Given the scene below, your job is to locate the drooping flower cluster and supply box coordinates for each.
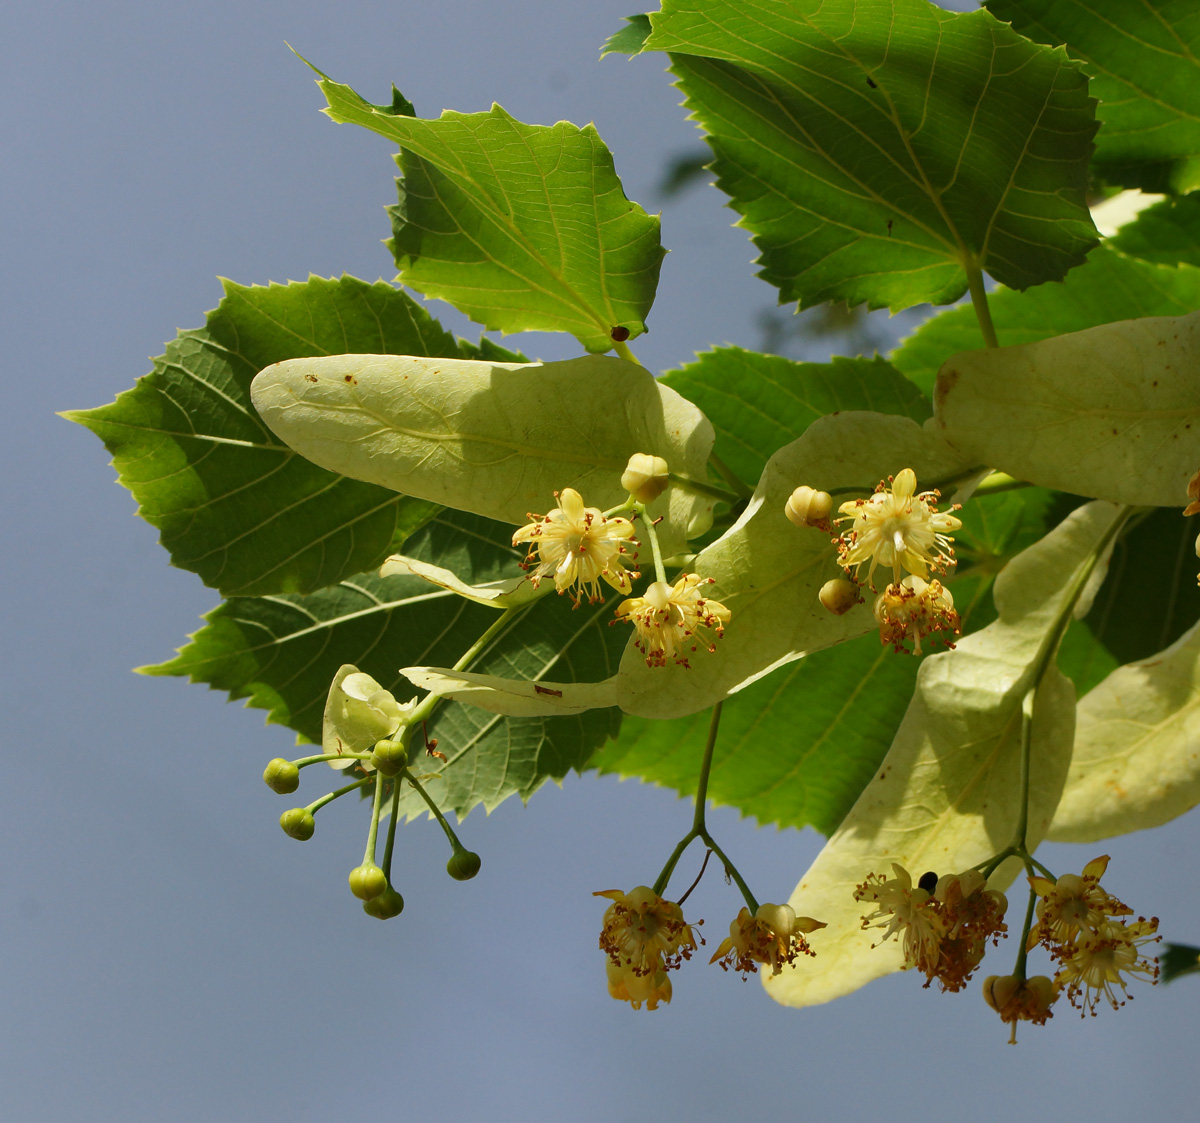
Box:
[615,573,731,668]
[595,887,701,1011]
[873,575,960,655]
[854,864,1007,992]
[512,487,638,604]
[982,973,1057,1044]
[709,903,825,978]
[1028,856,1160,1016]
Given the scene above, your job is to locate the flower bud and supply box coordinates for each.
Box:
[279,808,315,841]
[785,485,833,528]
[348,863,388,901]
[262,758,300,794]
[621,453,670,503]
[819,578,860,615]
[362,886,405,919]
[370,738,409,776]
[446,849,482,881]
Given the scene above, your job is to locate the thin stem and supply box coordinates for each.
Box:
[967,265,999,349]
[971,472,1029,498]
[692,703,723,833]
[305,775,371,814]
[1013,884,1039,980]
[667,471,742,506]
[380,777,402,880]
[613,339,641,366]
[361,762,387,866]
[640,505,669,584]
[402,767,464,853]
[676,850,712,908]
[1014,687,1036,851]
[700,829,758,914]
[292,751,373,768]
[707,452,753,502]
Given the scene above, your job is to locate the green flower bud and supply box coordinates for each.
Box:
[370,738,409,777]
[785,485,833,528]
[348,863,388,901]
[446,849,482,881]
[362,886,405,919]
[262,758,300,794]
[621,453,670,504]
[280,808,315,841]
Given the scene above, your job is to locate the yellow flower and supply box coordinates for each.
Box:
[710,903,825,978]
[873,576,960,655]
[855,865,1007,992]
[982,974,1058,1044]
[836,468,961,590]
[512,488,638,604]
[614,573,731,668]
[1028,855,1133,953]
[595,886,700,1010]
[1055,918,1160,1015]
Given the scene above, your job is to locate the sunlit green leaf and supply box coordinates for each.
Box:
[1049,619,1200,842]
[987,0,1200,193]
[633,0,1097,311]
[765,502,1124,1008]
[250,353,716,557]
[315,74,665,353]
[892,247,1200,396]
[933,312,1200,506]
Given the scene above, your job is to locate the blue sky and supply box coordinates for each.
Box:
[4,2,1197,1120]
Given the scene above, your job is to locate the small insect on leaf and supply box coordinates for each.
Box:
[610,325,631,342]
[866,77,877,89]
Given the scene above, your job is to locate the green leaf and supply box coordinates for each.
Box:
[612,412,974,720]
[250,353,716,558]
[314,74,665,353]
[601,13,653,56]
[987,0,1200,193]
[1161,943,1200,983]
[660,349,930,490]
[635,0,1098,311]
[765,502,1124,1008]
[1109,194,1200,268]
[892,246,1200,396]
[591,486,1054,836]
[65,276,468,597]
[1048,619,1200,843]
[143,509,625,819]
[933,311,1200,506]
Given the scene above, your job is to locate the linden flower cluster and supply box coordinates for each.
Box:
[710,903,825,979]
[512,487,638,604]
[790,468,963,655]
[595,887,700,1011]
[854,864,1008,992]
[615,573,731,668]
[1028,855,1160,1016]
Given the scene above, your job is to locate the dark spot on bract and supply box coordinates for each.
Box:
[918,871,938,894]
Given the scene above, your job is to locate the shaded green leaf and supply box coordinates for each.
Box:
[65,276,469,597]
[250,353,716,557]
[660,349,930,490]
[766,502,1124,1008]
[933,312,1200,507]
[314,74,665,352]
[1109,194,1200,268]
[892,246,1200,395]
[636,0,1098,311]
[591,486,1055,836]
[601,13,653,56]
[987,0,1200,193]
[1161,943,1200,983]
[143,510,626,819]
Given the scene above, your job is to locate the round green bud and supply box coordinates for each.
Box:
[362,886,405,919]
[370,738,409,777]
[446,849,482,881]
[348,863,388,901]
[279,808,315,841]
[262,758,300,794]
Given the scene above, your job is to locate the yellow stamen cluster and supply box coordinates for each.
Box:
[709,903,825,978]
[595,886,700,1011]
[873,576,960,655]
[1028,856,1160,1016]
[614,573,731,668]
[512,487,638,605]
[854,864,1007,992]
